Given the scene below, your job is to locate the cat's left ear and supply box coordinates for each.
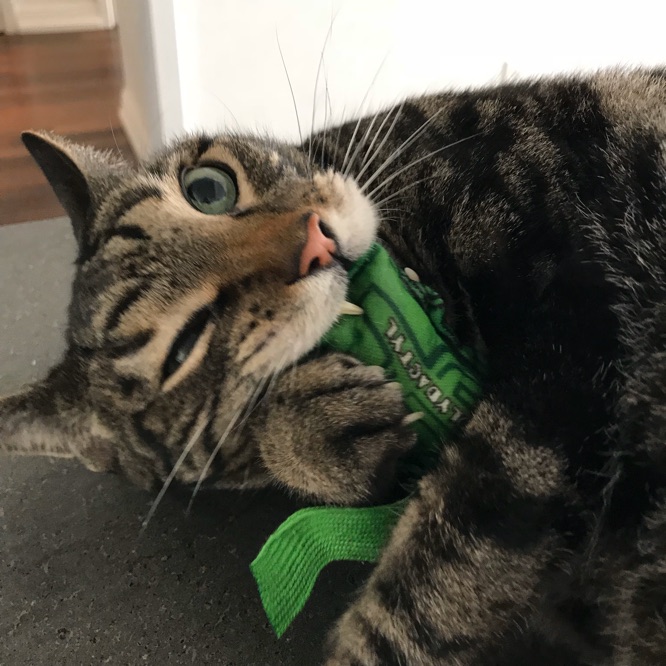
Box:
[21,130,127,251]
[0,360,115,473]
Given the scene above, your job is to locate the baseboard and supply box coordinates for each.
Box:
[119,87,152,161]
[10,0,114,34]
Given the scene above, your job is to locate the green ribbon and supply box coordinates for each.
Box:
[251,244,484,637]
[250,498,408,638]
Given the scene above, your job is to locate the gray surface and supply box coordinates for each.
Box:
[0,218,368,665]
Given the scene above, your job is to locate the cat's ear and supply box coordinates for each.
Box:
[0,360,115,473]
[21,130,127,250]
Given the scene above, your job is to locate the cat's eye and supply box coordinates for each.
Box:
[162,308,212,381]
[181,165,238,215]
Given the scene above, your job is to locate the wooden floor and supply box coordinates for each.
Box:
[0,29,134,226]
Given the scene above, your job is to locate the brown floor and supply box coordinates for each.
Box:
[0,29,134,226]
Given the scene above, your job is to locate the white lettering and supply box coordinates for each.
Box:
[426,386,442,403]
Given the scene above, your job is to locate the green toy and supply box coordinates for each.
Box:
[250,243,484,637]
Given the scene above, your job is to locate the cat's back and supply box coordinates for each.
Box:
[413,67,666,131]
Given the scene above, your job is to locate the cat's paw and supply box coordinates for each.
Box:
[256,353,417,504]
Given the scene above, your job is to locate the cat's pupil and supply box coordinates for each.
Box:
[180,165,237,214]
[175,335,197,365]
[188,178,226,205]
[162,308,212,381]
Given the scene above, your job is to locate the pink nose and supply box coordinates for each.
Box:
[299,212,337,277]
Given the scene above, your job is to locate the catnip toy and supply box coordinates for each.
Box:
[251,243,485,637]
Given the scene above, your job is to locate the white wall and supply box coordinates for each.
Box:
[116,0,184,157]
[117,0,666,158]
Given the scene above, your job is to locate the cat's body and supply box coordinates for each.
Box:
[2,68,666,664]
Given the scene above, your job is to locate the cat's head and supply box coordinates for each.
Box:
[0,130,378,490]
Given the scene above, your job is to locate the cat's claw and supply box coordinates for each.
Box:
[404,267,420,282]
[402,411,424,426]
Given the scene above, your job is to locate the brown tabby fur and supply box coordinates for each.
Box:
[2,67,666,664]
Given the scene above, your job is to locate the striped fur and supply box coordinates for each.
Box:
[2,67,666,663]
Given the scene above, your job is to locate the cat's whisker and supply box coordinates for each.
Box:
[186,375,269,514]
[309,17,336,167]
[140,399,213,533]
[219,358,290,493]
[332,103,347,165]
[341,54,389,174]
[203,88,242,130]
[359,107,448,195]
[276,32,308,177]
[341,110,368,177]
[378,206,411,216]
[343,110,381,178]
[367,133,481,201]
[319,66,334,169]
[353,102,406,184]
[108,118,121,157]
[247,350,290,421]
[371,174,441,209]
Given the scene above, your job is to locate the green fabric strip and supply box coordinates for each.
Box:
[251,244,484,637]
[250,498,408,638]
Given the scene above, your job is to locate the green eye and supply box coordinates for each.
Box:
[181,165,238,214]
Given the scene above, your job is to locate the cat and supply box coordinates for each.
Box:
[2,66,666,664]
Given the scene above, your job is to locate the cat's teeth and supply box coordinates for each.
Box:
[402,412,425,426]
[339,301,364,316]
[404,267,420,282]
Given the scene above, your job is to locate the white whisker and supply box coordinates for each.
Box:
[108,118,121,156]
[318,66,334,169]
[354,102,405,184]
[185,384,260,514]
[276,32,308,176]
[309,18,336,167]
[140,400,212,533]
[330,103,348,165]
[372,175,441,209]
[203,88,242,130]
[367,133,480,200]
[359,107,447,194]
[343,110,381,178]
[341,54,389,174]
[186,362,279,514]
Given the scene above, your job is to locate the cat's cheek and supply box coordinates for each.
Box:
[238,271,346,378]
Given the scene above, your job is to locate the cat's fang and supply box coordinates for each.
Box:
[404,267,420,282]
[339,302,364,316]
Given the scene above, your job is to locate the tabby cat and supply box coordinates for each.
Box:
[2,67,666,664]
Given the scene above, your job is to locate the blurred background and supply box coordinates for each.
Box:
[1,0,665,226]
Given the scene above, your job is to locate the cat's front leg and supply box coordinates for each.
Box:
[252,353,417,505]
[324,398,581,665]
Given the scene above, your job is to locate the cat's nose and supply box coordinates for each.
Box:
[299,212,337,277]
